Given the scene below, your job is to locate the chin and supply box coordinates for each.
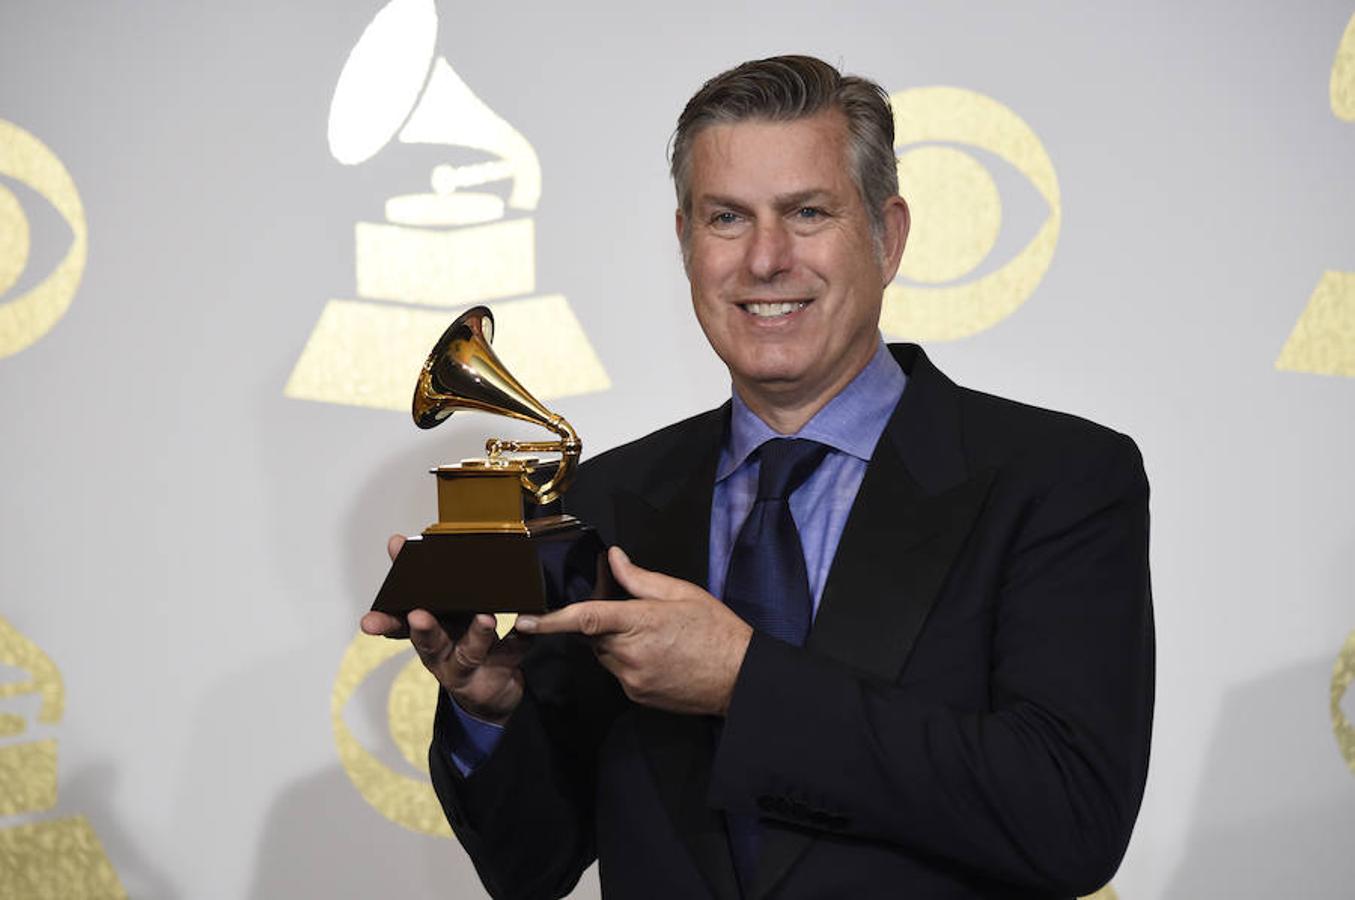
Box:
[731,355,815,393]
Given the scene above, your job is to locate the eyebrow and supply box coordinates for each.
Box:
[696,188,836,213]
[773,189,835,211]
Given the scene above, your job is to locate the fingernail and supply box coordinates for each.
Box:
[515,615,539,633]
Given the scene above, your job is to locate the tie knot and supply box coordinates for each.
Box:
[755,439,829,501]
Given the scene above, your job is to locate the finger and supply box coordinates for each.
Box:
[407,609,473,638]
[516,600,631,636]
[451,614,499,672]
[607,546,691,601]
[360,610,409,639]
[387,533,406,562]
[406,609,455,662]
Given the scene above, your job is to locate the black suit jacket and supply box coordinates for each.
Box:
[429,344,1154,900]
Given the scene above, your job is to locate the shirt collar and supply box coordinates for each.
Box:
[717,339,908,482]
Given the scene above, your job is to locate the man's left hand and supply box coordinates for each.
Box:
[515,546,753,716]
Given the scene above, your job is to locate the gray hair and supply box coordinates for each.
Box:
[669,55,899,244]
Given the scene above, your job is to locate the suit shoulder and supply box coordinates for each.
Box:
[954,384,1143,475]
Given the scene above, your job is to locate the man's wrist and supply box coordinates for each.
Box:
[447,689,512,727]
[442,690,508,776]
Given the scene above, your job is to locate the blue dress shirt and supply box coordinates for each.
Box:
[708,340,907,613]
[443,339,908,776]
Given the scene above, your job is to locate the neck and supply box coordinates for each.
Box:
[733,342,878,435]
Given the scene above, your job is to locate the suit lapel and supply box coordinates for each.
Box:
[816,344,991,679]
[753,345,996,899]
[613,407,743,900]
[807,443,995,681]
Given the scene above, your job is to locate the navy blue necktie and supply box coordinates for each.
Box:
[722,438,830,646]
[721,438,829,895]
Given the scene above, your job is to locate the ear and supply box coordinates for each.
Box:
[878,195,910,285]
[675,207,691,271]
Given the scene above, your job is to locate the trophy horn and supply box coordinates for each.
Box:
[413,306,581,506]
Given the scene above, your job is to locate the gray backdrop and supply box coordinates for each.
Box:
[2,1,1353,897]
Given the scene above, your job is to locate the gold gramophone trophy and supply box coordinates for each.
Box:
[370,305,602,616]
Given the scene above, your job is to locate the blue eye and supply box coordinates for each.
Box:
[713,211,739,225]
[796,207,824,220]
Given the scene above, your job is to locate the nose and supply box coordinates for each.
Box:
[745,219,793,281]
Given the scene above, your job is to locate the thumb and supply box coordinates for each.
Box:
[607,546,688,600]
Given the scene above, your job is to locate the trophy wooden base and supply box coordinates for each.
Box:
[370,517,607,618]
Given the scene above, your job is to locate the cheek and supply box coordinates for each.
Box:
[688,292,728,349]
[688,241,741,285]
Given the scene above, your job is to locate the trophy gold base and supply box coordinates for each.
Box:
[370,516,608,617]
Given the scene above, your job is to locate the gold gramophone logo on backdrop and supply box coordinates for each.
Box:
[0,617,125,897]
[1333,630,1355,775]
[0,119,87,359]
[285,0,610,410]
[881,87,1061,341]
[1275,13,1355,378]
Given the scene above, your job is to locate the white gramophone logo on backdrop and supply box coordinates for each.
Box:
[314,0,613,838]
[286,0,610,411]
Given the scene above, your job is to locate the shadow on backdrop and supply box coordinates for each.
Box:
[1164,656,1355,898]
[57,763,173,900]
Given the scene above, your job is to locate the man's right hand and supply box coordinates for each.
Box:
[359,534,529,725]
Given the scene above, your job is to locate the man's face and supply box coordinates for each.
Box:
[678,111,908,421]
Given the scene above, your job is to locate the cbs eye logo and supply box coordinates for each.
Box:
[332,632,453,836]
[881,87,1061,341]
[0,119,87,359]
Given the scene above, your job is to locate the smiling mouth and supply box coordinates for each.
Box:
[739,300,811,319]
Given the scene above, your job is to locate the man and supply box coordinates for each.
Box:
[362,55,1153,899]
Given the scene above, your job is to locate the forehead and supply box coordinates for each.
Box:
[687,111,854,198]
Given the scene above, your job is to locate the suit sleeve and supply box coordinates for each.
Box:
[707,432,1153,897]
[429,633,623,900]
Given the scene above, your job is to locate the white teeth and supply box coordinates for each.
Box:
[743,301,807,318]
